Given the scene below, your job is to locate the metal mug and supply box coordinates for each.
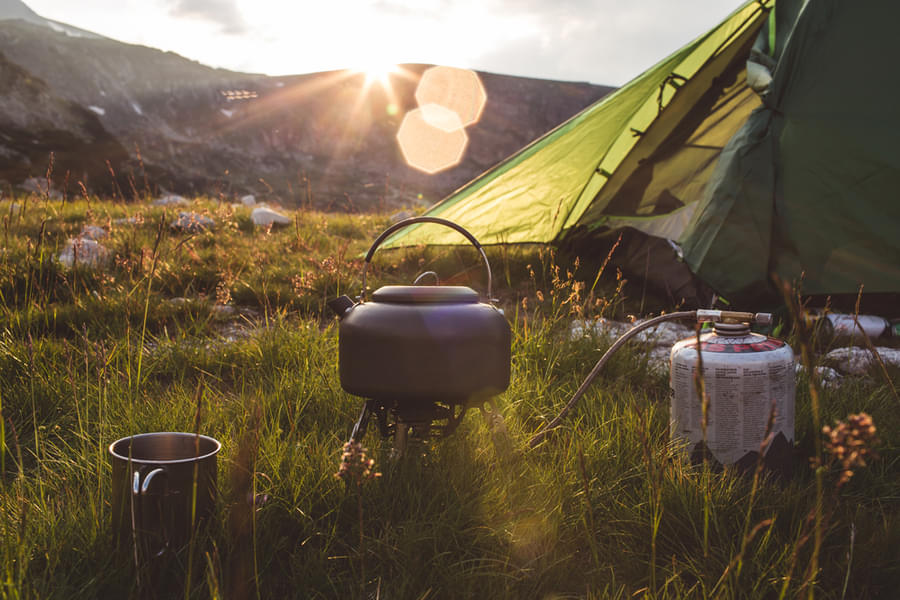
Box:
[109,432,221,561]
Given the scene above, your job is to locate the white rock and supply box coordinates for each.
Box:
[821,346,900,375]
[112,217,139,225]
[240,194,256,206]
[569,318,693,347]
[154,194,189,206]
[569,319,630,341]
[814,366,843,387]
[870,347,900,369]
[796,363,844,388]
[251,206,291,227]
[632,320,694,346]
[824,347,872,375]
[19,178,61,198]
[646,346,672,375]
[212,304,236,319]
[390,210,413,223]
[170,212,214,232]
[58,238,109,268]
[80,225,107,240]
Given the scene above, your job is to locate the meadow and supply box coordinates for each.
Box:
[0,195,897,599]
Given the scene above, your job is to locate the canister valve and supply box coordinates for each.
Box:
[695,309,772,325]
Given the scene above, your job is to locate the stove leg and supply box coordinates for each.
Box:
[350,400,376,442]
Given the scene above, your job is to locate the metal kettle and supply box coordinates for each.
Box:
[328,217,511,445]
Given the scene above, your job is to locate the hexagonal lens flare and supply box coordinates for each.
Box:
[415,66,487,128]
[419,103,464,133]
[397,107,468,174]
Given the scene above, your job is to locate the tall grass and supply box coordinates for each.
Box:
[0,194,897,598]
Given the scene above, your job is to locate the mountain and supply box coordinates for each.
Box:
[0,2,612,209]
[0,0,103,39]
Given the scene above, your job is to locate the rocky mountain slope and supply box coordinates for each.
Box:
[0,2,612,209]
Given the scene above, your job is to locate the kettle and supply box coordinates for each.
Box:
[329,217,511,444]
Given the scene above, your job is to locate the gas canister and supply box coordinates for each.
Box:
[669,318,794,475]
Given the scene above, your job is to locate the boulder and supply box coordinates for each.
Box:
[824,346,900,375]
[251,206,291,227]
[58,238,109,268]
[390,210,414,223]
[569,318,692,346]
[19,177,62,199]
[170,211,214,233]
[646,346,672,375]
[796,363,844,388]
[80,225,107,240]
[240,194,256,206]
[154,194,189,206]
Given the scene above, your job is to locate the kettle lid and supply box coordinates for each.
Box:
[370,285,479,304]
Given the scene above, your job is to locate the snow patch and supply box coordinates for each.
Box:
[131,102,143,115]
[220,109,234,118]
[46,21,87,38]
[88,105,106,116]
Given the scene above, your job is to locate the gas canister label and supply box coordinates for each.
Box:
[669,354,795,465]
[683,339,785,353]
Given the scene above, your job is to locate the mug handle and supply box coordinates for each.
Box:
[132,467,169,558]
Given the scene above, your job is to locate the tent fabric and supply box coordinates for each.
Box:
[681,0,900,299]
[381,0,771,248]
[384,0,900,305]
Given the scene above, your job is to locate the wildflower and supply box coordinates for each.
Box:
[335,441,381,486]
[822,412,879,488]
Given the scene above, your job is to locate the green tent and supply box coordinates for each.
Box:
[384,0,900,307]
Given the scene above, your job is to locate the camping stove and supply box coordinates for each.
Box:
[328,217,511,452]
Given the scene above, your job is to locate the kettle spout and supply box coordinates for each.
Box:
[327,295,355,319]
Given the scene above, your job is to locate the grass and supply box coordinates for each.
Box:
[0,193,898,599]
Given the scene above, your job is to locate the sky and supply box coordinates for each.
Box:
[25,0,748,86]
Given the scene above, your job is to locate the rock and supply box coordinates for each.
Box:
[112,216,139,225]
[170,211,214,232]
[569,318,692,347]
[79,225,107,240]
[390,210,414,223]
[240,194,256,206]
[211,304,236,319]
[154,194,189,206]
[570,318,630,341]
[646,346,671,375]
[877,347,900,369]
[823,346,900,375]
[796,363,844,388]
[19,177,62,199]
[58,238,109,268]
[814,366,843,387]
[823,347,872,375]
[251,206,291,227]
[632,320,694,346]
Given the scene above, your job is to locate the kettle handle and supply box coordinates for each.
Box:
[360,216,493,302]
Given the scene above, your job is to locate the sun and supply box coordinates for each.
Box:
[357,61,399,88]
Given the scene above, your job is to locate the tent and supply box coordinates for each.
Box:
[383,0,900,309]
